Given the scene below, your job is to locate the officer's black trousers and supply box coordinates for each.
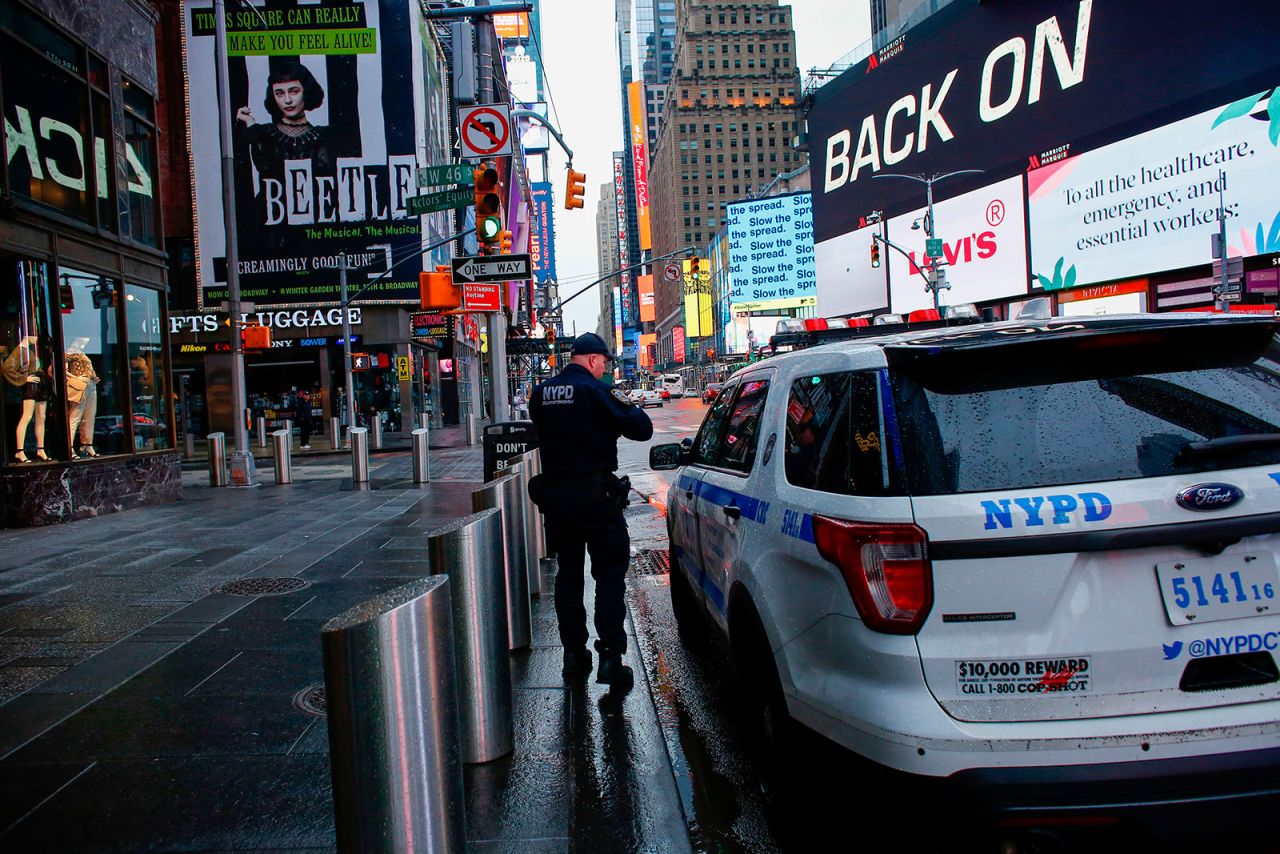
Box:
[546,510,630,656]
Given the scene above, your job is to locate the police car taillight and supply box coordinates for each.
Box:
[812,517,933,634]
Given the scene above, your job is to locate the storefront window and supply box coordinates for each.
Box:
[125,285,168,449]
[1,258,67,464]
[59,267,125,457]
[121,77,160,247]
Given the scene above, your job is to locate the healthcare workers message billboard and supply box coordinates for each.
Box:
[1028,92,1280,289]
[725,192,817,311]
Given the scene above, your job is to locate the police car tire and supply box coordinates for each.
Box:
[731,601,794,775]
[668,555,705,641]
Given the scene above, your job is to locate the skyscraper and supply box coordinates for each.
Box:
[648,0,804,363]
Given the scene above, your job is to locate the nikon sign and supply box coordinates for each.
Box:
[808,0,1280,244]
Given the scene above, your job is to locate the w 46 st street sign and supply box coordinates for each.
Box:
[451,254,531,283]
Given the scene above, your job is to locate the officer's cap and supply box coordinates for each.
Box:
[571,332,616,360]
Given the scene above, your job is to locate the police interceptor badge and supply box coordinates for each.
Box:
[612,388,631,405]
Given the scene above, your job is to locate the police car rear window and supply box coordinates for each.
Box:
[886,324,1280,495]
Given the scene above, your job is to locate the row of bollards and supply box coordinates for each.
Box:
[321,447,551,852]
[209,421,420,489]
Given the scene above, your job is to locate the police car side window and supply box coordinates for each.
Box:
[784,370,904,496]
[692,382,738,465]
[716,378,770,473]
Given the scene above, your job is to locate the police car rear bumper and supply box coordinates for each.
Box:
[947,745,1280,839]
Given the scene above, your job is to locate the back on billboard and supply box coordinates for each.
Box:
[808,0,1280,244]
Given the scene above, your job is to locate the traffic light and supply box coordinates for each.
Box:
[870,240,881,268]
[564,168,586,210]
[545,327,557,351]
[419,264,460,310]
[706,348,715,360]
[689,256,700,277]
[499,230,513,254]
[473,162,503,252]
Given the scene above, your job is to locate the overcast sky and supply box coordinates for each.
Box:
[534,0,872,337]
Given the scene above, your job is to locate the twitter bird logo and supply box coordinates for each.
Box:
[1162,641,1183,660]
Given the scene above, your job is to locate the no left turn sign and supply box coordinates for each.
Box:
[663,263,682,283]
[459,104,513,158]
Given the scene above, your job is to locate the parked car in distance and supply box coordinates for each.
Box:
[629,388,664,408]
[702,383,724,404]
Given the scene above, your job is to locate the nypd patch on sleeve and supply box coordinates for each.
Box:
[611,388,631,405]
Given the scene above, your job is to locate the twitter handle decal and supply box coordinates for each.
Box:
[1163,632,1280,660]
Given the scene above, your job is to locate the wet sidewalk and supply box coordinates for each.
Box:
[0,449,689,852]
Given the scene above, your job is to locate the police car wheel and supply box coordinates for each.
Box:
[731,600,795,786]
[668,554,705,641]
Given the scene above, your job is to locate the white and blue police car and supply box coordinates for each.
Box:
[650,311,1280,823]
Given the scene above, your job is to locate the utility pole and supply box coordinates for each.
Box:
[1213,187,1232,313]
[475,0,509,424]
[873,170,982,311]
[213,0,256,486]
[339,257,356,443]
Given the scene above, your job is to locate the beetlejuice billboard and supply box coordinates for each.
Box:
[184,0,440,307]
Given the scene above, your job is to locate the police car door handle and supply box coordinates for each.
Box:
[685,489,694,501]
[723,504,741,520]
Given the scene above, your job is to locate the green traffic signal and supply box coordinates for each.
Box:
[480,214,502,241]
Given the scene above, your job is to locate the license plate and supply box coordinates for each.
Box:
[1155,553,1279,626]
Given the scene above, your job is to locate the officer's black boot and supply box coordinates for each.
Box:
[562,647,592,680]
[596,654,633,690]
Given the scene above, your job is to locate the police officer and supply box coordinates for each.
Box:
[529,332,653,689]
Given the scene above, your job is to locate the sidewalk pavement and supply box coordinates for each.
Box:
[0,447,689,852]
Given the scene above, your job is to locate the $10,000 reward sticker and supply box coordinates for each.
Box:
[955,656,1091,696]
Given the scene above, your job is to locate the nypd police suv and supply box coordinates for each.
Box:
[650,312,1280,821]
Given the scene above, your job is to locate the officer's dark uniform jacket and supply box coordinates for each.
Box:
[531,363,653,478]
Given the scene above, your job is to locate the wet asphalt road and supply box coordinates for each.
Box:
[614,397,1279,854]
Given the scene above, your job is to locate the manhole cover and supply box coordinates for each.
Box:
[215,577,311,596]
[632,548,670,576]
[294,684,327,717]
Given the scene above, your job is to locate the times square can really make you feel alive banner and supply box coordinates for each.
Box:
[184,0,428,308]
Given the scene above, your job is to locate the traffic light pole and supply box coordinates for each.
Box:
[547,246,696,314]
[872,170,982,310]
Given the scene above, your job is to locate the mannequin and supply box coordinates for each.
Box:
[66,337,99,459]
[4,335,53,462]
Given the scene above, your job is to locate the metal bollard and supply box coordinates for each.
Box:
[512,451,544,596]
[282,419,292,447]
[329,416,340,448]
[412,428,430,484]
[372,411,383,449]
[350,427,369,484]
[464,414,479,446]
[472,465,532,651]
[428,509,513,763]
[184,430,195,459]
[207,432,227,487]
[256,416,267,448]
[322,575,467,853]
[271,429,292,485]
[419,411,429,431]
[519,449,549,563]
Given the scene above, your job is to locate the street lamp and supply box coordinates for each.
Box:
[873,170,983,310]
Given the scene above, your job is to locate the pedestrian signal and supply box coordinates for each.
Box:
[499,230,513,254]
[419,265,460,310]
[242,324,270,351]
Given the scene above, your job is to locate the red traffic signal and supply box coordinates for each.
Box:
[564,168,586,210]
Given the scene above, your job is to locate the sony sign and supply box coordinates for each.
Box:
[807,0,1280,244]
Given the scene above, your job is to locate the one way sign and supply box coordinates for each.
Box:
[451,254,531,284]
